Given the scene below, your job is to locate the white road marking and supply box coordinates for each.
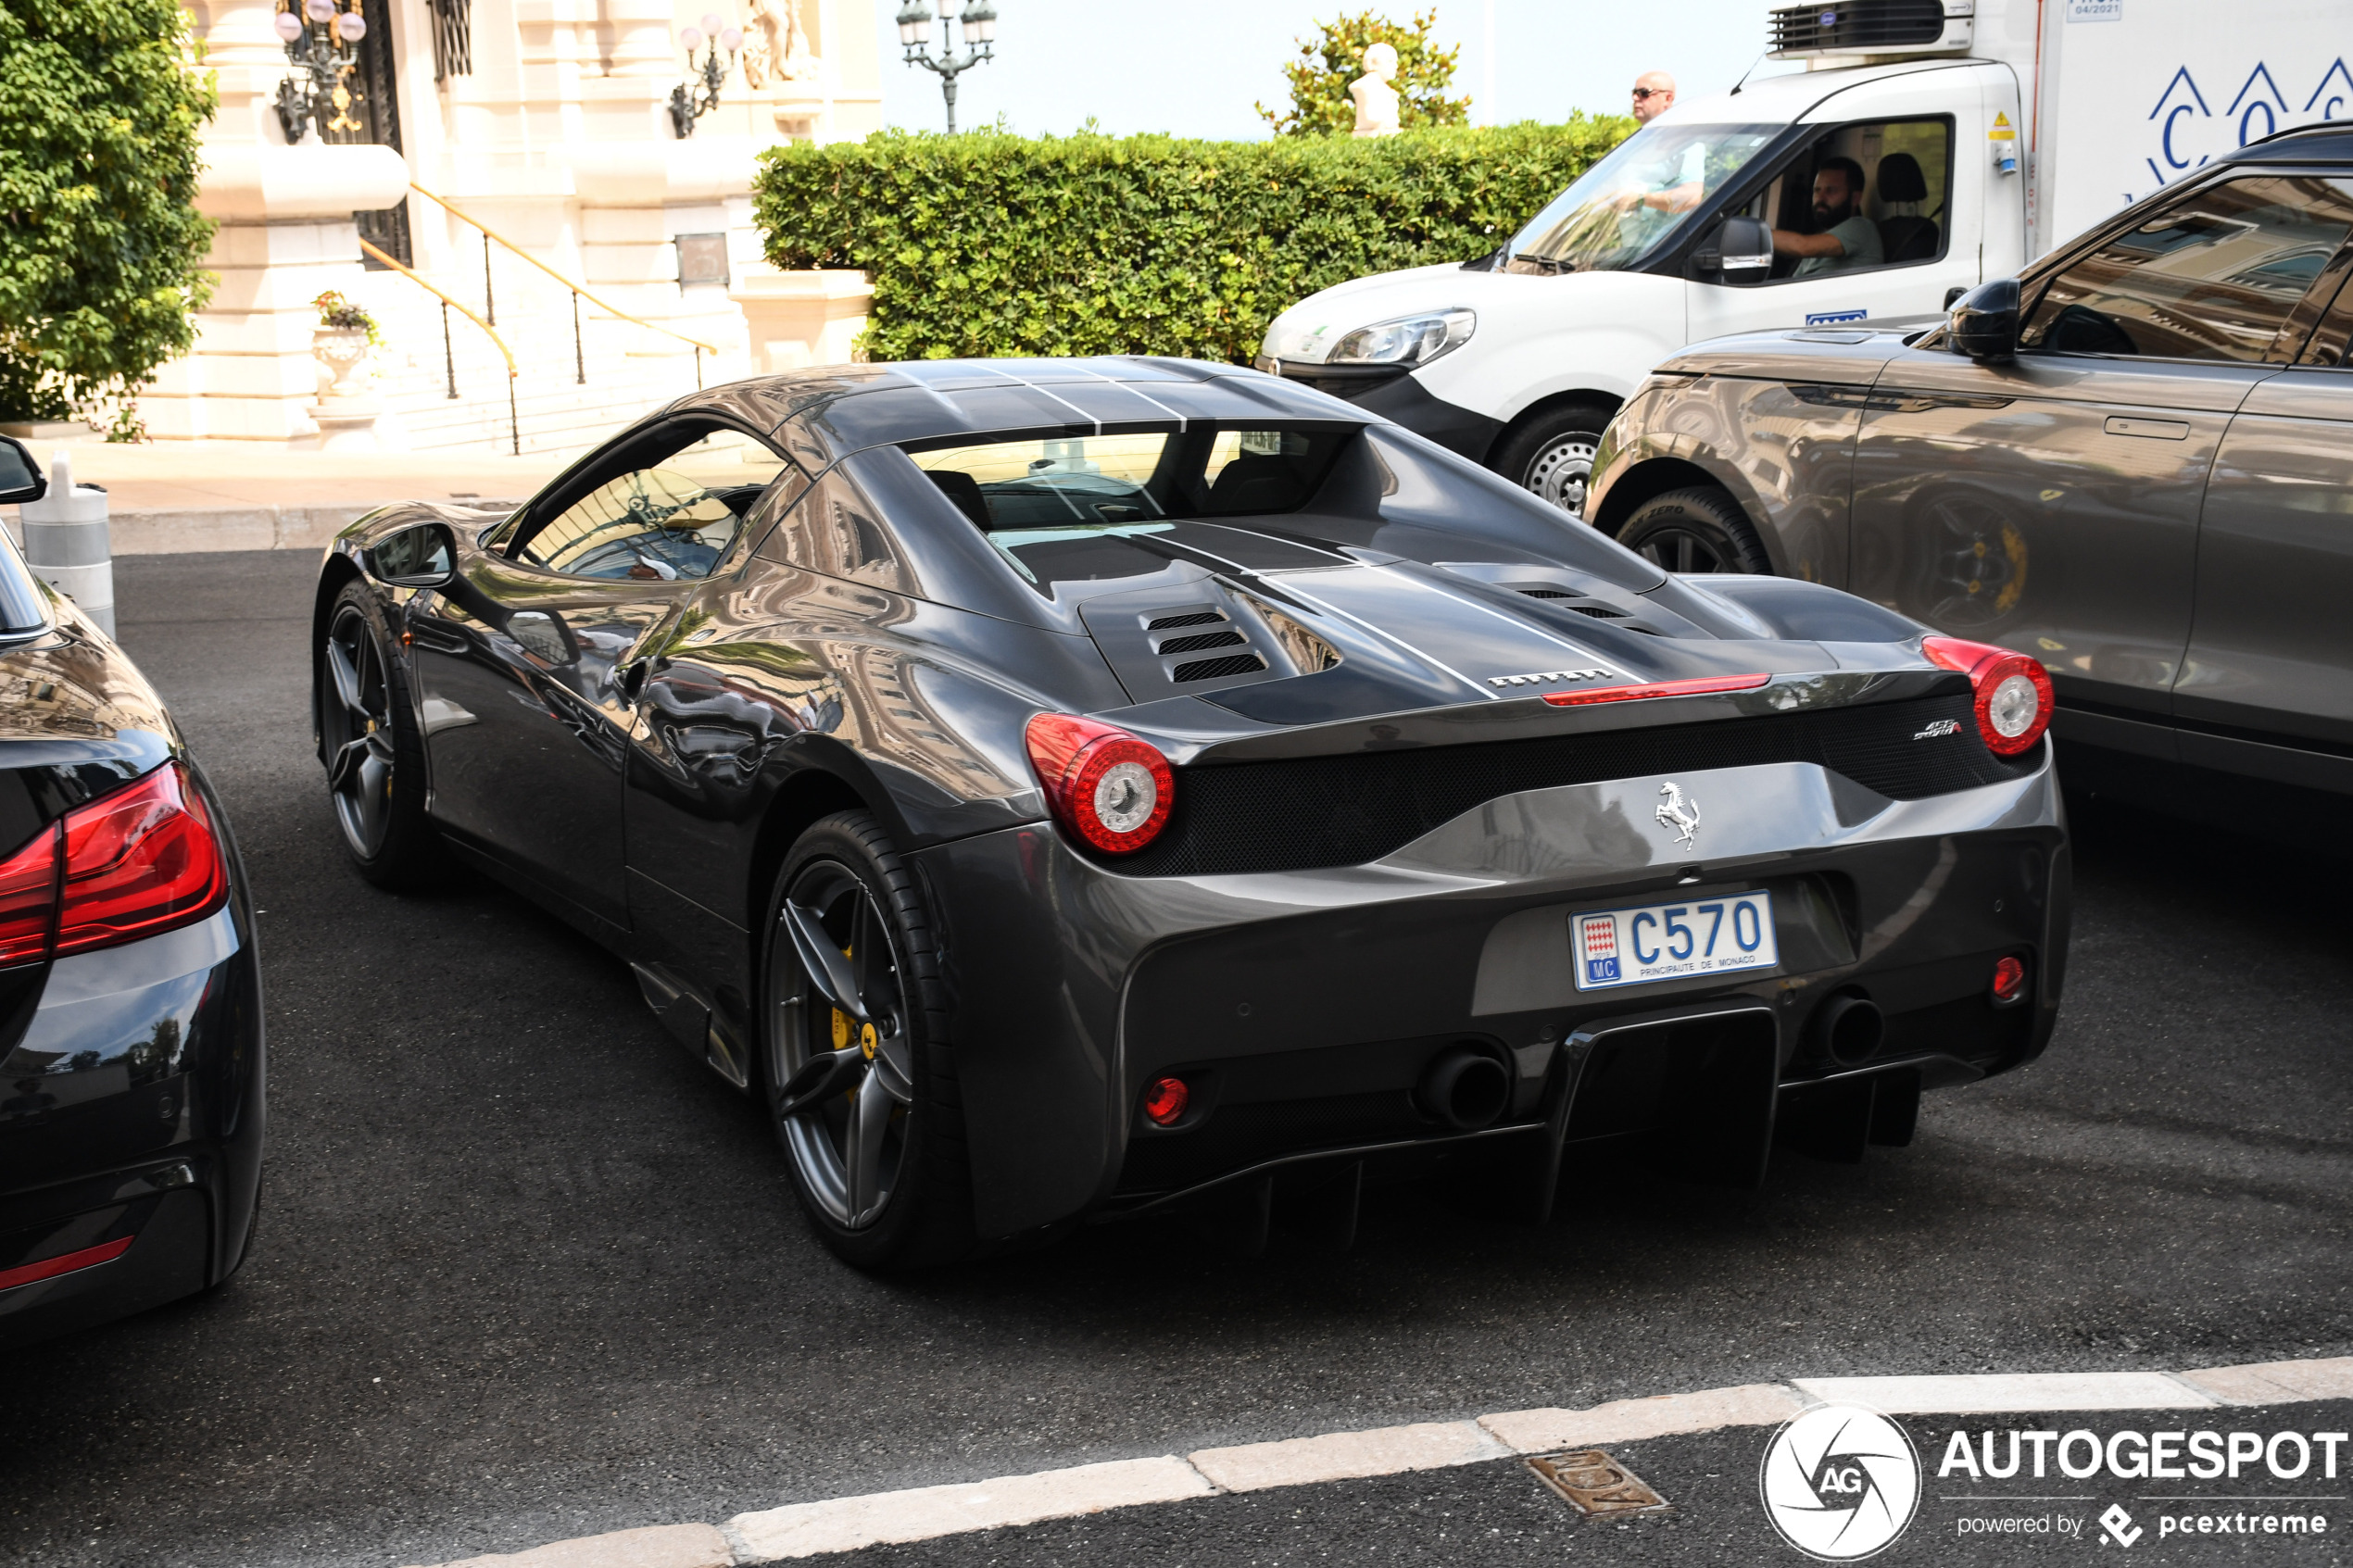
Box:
[409,1353,2353,1566]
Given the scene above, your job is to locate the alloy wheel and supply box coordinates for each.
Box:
[1630,528,1739,573]
[1523,433,1599,516]
[770,861,913,1230]
[321,606,397,859]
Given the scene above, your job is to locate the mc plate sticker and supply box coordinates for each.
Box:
[1571,891,1779,991]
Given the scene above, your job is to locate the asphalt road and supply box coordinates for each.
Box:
[3,549,2349,1568]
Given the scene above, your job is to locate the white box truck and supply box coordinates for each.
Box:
[1252,0,2352,513]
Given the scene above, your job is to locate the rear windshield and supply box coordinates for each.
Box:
[908,425,1350,533]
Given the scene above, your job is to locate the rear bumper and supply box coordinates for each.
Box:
[0,905,266,1346]
[918,747,2069,1244]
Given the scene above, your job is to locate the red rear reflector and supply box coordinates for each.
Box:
[0,1234,133,1292]
[0,762,230,969]
[1541,672,1772,707]
[1991,955,2028,1002]
[1142,1075,1190,1126]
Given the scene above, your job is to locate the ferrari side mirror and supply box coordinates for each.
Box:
[1948,278,2021,362]
[364,521,456,588]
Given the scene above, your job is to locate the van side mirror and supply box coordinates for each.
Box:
[1692,217,1773,286]
[0,436,46,507]
[1948,279,2020,362]
[363,521,456,588]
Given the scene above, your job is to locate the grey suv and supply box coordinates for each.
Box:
[1586,123,2353,807]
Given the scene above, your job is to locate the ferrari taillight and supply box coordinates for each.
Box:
[1922,637,2055,757]
[1025,713,1175,854]
[0,761,230,969]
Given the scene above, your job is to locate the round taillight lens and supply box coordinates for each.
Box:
[1142,1075,1189,1126]
[1922,636,2055,757]
[1991,954,2027,1003]
[1024,712,1176,853]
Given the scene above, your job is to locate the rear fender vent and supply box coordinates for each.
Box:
[1147,608,1228,631]
[1173,653,1268,683]
[1155,628,1248,656]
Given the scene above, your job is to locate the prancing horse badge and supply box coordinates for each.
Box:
[1655,781,1701,848]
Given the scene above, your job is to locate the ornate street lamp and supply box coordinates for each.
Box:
[272,0,368,144]
[897,0,997,134]
[670,14,744,139]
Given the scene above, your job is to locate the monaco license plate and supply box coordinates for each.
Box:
[1570,891,1779,991]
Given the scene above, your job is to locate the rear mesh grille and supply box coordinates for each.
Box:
[1157,629,1248,656]
[1148,610,1227,631]
[1173,654,1267,683]
[1769,0,1946,53]
[1091,689,2039,876]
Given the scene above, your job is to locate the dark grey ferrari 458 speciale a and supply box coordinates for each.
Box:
[313,356,2069,1267]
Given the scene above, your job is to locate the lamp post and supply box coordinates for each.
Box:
[272,0,369,144]
[895,0,997,134]
[669,14,744,139]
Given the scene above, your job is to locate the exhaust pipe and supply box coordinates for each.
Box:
[1418,1045,1511,1131]
[1809,992,1885,1067]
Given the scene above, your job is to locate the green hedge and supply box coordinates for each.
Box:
[752,119,1633,366]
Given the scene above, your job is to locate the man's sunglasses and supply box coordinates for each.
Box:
[1630,87,1667,99]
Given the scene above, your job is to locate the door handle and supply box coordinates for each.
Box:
[2104,415,2190,440]
[618,656,668,704]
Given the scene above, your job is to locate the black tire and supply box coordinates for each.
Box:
[1615,486,1773,574]
[761,810,974,1270]
[1490,402,1615,517]
[317,580,441,888]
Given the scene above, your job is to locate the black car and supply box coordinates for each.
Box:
[1588,122,2353,817]
[0,437,264,1345]
[315,357,2068,1268]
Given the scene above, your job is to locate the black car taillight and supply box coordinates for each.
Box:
[0,761,230,968]
[1025,713,1175,853]
[1923,636,2055,757]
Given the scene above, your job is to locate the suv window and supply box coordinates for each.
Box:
[515,424,797,581]
[2021,175,2353,361]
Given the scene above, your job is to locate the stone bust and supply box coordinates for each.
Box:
[1350,42,1401,138]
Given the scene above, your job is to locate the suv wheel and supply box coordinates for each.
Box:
[1616,487,1772,574]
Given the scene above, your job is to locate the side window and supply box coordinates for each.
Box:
[756,462,912,594]
[2296,269,2353,367]
[1735,118,1952,282]
[519,425,798,582]
[2022,175,2353,362]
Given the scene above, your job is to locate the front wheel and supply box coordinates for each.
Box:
[318,582,440,887]
[1615,486,1773,574]
[1491,403,1614,518]
[761,811,974,1270]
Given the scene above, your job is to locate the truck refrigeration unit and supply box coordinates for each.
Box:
[1253,0,2352,514]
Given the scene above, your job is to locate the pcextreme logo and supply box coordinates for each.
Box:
[1760,1403,1923,1561]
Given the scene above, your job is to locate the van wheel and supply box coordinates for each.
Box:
[1491,402,1614,518]
[1616,487,1773,574]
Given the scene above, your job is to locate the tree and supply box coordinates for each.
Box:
[0,0,217,424]
[1256,10,1471,138]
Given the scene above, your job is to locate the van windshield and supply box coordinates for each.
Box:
[1504,123,1780,274]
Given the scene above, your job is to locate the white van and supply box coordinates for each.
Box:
[1252,0,2351,513]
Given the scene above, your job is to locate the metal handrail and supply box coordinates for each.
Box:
[359,236,521,456]
[407,182,721,385]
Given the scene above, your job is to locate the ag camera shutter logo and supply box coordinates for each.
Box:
[1759,1404,1922,1560]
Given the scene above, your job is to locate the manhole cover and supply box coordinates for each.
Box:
[1528,1449,1671,1518]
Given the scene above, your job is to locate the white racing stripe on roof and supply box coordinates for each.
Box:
[977,363,1101,434]
[1071,363,1189,431]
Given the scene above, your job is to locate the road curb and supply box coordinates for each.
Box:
[406,1354,2353,1566]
